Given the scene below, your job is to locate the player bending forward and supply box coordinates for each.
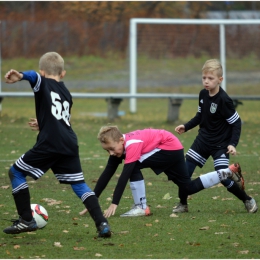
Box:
[81,125,244,218]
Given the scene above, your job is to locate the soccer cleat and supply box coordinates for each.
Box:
[3,217,38,234]
[120,205,151,217]
[172,203,188,213]
[244,198,258,213]
[97,222,111,238]
[228,163,245,190]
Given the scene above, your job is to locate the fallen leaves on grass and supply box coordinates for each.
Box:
[169,213,178,218]
[186,241,201,246]
[73,247,85,250]
[1,186,9,189]
[14,245,20,249]
[95,253,102,257]
[41,198,62,206]
[238,250,249,254]
[163,193,172,200]
[103,242,115,246]
[221,197,235,201]
[199,226,210,230]
[156,204,166,208]
[118,231,129,234]
[54,242,63,247]
[220,224,229,227]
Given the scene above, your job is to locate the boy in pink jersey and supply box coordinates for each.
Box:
[81,125,242,218]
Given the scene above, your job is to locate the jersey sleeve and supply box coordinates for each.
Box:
[184,91,202,131]
[223,98,241,147]
[21,71,39,87]
[94,155,123,198]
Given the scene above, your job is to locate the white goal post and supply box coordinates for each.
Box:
[129,18,260,113]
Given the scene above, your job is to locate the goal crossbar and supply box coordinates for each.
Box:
[129,18,260,113]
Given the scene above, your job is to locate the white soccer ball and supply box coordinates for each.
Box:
[31,204,49,229]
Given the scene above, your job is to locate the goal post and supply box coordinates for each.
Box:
[129,18,260,113]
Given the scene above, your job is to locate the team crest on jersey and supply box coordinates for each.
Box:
[210,103,218,113]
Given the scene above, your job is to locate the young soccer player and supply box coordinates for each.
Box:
[3,52,111,237]
[82,125,242,218]
[174,59,257,214]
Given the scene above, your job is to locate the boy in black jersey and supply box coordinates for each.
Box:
[175,59,257,214]
[3,52,111,237]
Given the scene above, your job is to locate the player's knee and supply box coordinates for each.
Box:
[71,182,92,198]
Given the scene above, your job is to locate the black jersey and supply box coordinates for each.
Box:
[24,71,79,155]
[184,87,241,148]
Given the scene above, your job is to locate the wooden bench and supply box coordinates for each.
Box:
[1,92,259,122]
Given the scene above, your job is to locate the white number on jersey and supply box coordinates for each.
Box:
[51,91,71,126]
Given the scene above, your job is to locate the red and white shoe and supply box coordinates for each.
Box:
[120,205,151,217]
[229,163,245,190]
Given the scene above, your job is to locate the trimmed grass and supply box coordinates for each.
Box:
[0,97,260,259]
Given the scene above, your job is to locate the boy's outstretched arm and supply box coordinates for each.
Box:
[5,69,23,83]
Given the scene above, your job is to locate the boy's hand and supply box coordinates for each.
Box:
[28,118,39,131]
[5,69,23,83]
[175,125,185,135]
[227,145,237,155]
[104,204,118,218]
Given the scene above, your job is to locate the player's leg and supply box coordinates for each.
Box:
[3,151,48,234]
[213,154,258,213]
[71,182,111,237]
[172,141,208,212]
[53,155,111,237]
[120,168,150,217]
[186,159,197,177]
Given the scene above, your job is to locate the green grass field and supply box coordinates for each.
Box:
[0,97,260,259]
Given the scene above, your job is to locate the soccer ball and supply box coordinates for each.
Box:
[31,204,49,229]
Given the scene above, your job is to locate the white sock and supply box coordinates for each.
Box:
[199,168,231,189]
[130,180,147,209]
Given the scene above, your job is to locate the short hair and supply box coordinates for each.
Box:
[39,52,64,76]
[97,125,123,144]
[202,59,223,77]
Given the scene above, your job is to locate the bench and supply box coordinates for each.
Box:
[1,92,260,122]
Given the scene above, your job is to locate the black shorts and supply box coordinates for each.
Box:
[186,139,229,169]
[134,149,191,186]
[13,149,84,184]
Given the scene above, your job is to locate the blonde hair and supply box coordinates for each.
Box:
[39,52,64,76]
[97,125,123,144]
[202,59,223,77]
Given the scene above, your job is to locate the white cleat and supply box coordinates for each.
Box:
[120,205,151,217]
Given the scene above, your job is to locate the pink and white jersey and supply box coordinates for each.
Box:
[123,129,183,164]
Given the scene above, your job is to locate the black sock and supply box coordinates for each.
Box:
[227,182,251,202]
[13,188,33,222]
[178,185,189,205]
[83,195,107,227]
